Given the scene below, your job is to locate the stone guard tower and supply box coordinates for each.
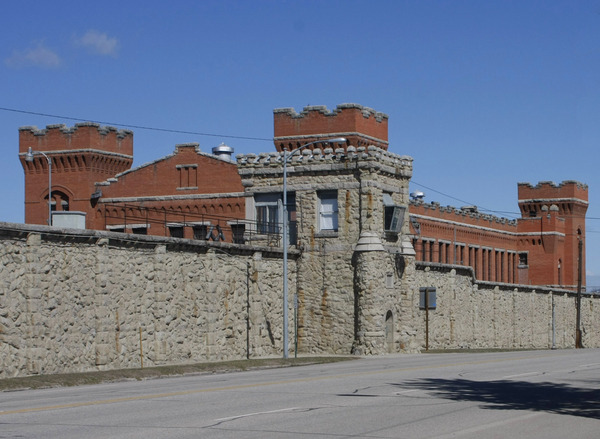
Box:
[238,104,415,355]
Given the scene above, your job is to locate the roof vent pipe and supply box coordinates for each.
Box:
[212,143,234,161]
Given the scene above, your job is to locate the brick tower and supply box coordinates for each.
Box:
[19,123,133,226]
[517,181,588,289]
[273,103,389,152]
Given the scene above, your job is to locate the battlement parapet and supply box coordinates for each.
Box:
[518,180,588,190]
[410,199,518,227]
[273,103,389,122]
[237,145,412,178]
[19,122,133,156]
[19,122,133,139]
[273,103,389,151]
[518,180,588,204]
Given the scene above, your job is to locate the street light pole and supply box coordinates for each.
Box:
[576,235,583,348]
[25,147,52,226]
[281,137,346,358]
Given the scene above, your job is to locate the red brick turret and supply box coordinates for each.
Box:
[19,123,133,226]
[517,181,588,289]
[273,103,388,151]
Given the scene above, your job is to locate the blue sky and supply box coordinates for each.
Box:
[2,0,599,285]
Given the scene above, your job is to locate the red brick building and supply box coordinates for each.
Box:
[19,123,245,241]
[18,104,588,289]
[409,180,588,290]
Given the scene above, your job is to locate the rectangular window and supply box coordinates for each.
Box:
[231,224,246,244]
[519,252,528,267]
[193,225,208,240]
[169,226,184,238]
[255,193,281,235]
[176,164,198,189]
[383,194,405,233]
[318,191,338,232]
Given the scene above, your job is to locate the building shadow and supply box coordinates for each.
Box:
[397,378,600,419]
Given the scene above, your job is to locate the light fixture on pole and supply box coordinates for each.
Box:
[25,147,53,226]
[282,137,346,359]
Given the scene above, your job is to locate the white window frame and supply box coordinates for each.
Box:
[255,193,281,235]
[318,191,338,232]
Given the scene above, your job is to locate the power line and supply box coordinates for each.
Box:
[0,106,273,142]
[411,180,600,221]
[4,106,598,222]
[411,180,521,219]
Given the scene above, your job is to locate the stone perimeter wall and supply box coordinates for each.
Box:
[1,223,599,379]
[408,263,599,351]
[0,223,296,379]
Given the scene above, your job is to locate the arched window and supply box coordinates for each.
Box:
[47,191,70,212]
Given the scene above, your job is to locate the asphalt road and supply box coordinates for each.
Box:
[1,349,599,438]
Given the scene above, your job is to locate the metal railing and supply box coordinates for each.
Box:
[101,203,297,247]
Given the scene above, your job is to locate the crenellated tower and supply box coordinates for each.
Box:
[19,122,133,226]
[273,103,389,152]
[517,180,588,289]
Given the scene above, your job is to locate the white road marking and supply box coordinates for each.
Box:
[502,371,540,379]
[578,363,600,368]
[430,412,543,439]
[215,407,300,422]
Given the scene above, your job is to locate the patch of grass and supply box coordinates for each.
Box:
[0,356,356,392]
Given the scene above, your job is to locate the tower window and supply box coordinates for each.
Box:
[255,193,281,235]
[318,191,338,232]
[519,253,528,267]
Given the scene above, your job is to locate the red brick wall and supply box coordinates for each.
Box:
[98,144,242,198]
[19,124,133,226]
[19,123,133,156]
[518,181,588,289]
[411,180,588,289]
[273,104,389,151]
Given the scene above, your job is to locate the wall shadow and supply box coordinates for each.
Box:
[397,378,600,419]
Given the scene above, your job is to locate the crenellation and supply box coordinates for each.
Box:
[410,199,518,226]
[237,145,413,175]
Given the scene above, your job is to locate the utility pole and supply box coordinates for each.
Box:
[576,236,583,348]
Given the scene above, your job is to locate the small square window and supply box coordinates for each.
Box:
[519,253,528,267]
[193,225,208,240]
[169,226,184,238]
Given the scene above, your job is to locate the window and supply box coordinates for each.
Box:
[519,252,528,267]
[383,193,405,233]
[169,226,184,238]
[193,225,208,240]
[231,224,246,244]
[255,194,281,235]
[176,164,198,189]
[318,191,338,232]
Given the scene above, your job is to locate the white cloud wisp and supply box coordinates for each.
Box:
[75,30,119,56]
[5,43,61,69]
